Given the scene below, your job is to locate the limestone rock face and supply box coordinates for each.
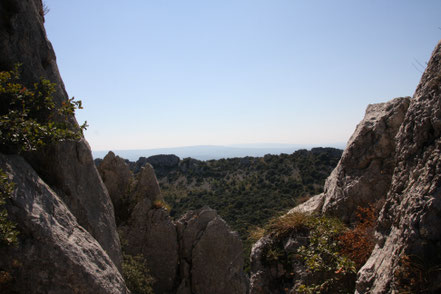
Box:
[98,151,134,224]
[356,40,441,293]
[0,0,121,267]
[176,207,248,294]
[0,154,128,294]
[98,151,176,293]
[321,96,410,223]
[133,163,162,202]
[109,160,248,294]
[289,97,410,224]
[120,201,179,294]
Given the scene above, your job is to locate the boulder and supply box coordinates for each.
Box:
[0,154,128,293]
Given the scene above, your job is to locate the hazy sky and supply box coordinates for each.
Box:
[44,0,441,151]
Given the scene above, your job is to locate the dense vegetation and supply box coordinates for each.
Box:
[150,148,341,239]
[122,254,154,294]
[123,147,342,271]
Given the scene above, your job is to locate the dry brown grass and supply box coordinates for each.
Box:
[265,212,310,240]
[248,226,266,243]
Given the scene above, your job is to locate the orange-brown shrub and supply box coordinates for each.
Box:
[339,206,376,269]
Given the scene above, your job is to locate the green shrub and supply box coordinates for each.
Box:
[260,212,357,293]
[122,254,154,294]
[297,216,355,273]
[0,64,87,153]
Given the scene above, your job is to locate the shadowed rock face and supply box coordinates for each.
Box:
[0,0,122,267]
[133,163,162,203]
[0,154,128,294]
[176,207,248,294]
[251,40,441,294]
[120,200,179,294]
[98,151,134,225]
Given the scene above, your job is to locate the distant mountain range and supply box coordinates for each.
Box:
[92,143,346,161]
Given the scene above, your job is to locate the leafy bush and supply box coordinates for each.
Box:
[296,216,356,293]
[122,254,154,294]
[0,64,87,153]
[259,212,357,293]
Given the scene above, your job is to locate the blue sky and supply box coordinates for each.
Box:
[44,0,441,150]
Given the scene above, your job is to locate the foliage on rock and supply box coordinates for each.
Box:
[296,216,356,293]
[122,254,154,294]
[256,212,362,293]
[0,170,18,247]
[0,65,87,154]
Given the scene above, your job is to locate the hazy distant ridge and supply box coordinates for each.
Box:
[93,143,346,161]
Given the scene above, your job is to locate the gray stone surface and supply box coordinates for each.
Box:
[176,207,248,294]
[98,151,134,224]
[120,199,179,294]
[321,96,410,223]
[133,163,162,203]
[0,0,122,267]
[0,154,128,294]
[289,193,325,215]
[356,40,441,294]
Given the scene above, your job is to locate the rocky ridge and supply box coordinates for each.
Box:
[249,40,441,293]
[98,152,248,294]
